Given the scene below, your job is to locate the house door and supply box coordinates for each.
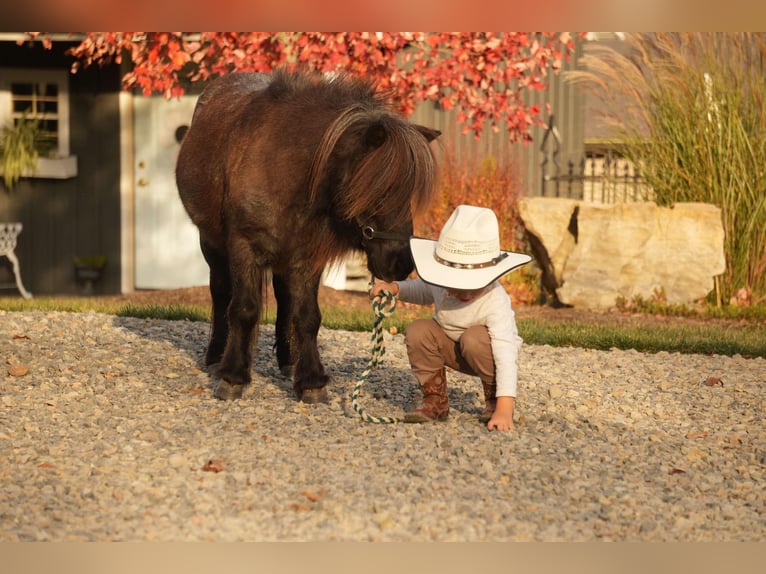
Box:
[133,95,209,289]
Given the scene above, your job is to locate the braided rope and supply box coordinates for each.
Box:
[351,289,402,424]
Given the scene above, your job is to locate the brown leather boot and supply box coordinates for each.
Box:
[479,379,497,423]
[404,367,449,423]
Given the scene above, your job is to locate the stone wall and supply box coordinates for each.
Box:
[519,198,726,308]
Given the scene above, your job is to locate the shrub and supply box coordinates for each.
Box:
[414,148,539,304]
[569,33,766,304]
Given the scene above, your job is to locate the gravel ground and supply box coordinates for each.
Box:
[1,310,764,541]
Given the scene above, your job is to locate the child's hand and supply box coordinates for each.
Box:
[487,396,515,432]
[369,280,398,299]
[487,413,514,432]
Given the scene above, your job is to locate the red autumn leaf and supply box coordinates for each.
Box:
[703,377,723,387]
[12,334,31,340]
[668,468,687,475]
[202,459,224,473]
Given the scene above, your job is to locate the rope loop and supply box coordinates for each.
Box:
[351,289,402,424]
[371,289,397,319]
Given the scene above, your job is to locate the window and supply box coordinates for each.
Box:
[0,68,76,177]
[11,80,60,153]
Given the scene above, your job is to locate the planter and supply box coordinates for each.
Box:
[73,256,106,295]
[0,156,78,180]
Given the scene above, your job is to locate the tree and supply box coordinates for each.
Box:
[26,31,581,143]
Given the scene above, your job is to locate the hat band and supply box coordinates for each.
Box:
[433,251,509,270]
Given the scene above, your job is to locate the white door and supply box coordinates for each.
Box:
[133,95,209,289]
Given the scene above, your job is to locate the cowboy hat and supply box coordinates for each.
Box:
[409,205,532,290]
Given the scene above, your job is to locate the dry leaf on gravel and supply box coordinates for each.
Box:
[202,459,225,473]
[703,377,724,387]
[301,490,322,502]
[8,364,29,377]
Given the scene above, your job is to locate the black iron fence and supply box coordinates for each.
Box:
[539,115,650,203]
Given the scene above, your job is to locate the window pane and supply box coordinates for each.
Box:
[40,118,58,132]
[41,100,58,114]
[13,100,33,114]
[10,82,33,96]
[43,83,58,97]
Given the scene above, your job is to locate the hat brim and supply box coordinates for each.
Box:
[409,237,532,290]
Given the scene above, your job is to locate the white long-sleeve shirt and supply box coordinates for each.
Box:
[396,278,522,397]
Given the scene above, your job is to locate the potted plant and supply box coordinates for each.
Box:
[1,114,40,191]
[73,255,107,294]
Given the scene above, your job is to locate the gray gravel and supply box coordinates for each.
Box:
[1,310,764,541]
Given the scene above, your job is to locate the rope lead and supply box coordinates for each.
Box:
[351,289,402,424]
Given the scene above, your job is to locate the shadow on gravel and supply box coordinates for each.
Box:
[111,316,290,397]
[111,315,484,417]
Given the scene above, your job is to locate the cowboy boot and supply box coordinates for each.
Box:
[404,367,449,423]
[479,379,497,423]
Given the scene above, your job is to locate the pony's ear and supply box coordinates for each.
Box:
[365,122,388,149]
[415,125,441,142]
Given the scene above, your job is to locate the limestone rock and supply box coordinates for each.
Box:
[519,198,726,308]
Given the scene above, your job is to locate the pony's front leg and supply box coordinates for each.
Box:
[272,273,297,377]
[214,251,264,400]
[289,273,330,404]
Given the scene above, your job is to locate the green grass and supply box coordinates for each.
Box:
[2,296,764,359]
[517,318,765,359]
[115,303,210,322]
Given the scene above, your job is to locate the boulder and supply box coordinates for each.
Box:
[519,198,726,308]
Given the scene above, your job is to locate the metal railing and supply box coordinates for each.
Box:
[540,115,650,203]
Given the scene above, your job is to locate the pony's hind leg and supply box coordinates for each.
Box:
[214,245,265,400]
[201,240,231,367]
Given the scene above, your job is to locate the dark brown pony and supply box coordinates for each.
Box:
[176,68,440,403]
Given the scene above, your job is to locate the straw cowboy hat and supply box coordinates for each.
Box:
[409,205,532,290]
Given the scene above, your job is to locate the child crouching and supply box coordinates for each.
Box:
[370,205,531,432]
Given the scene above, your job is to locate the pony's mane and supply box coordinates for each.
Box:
[342,114,438,222]
[308,107,438,226]
[270,67,385,108]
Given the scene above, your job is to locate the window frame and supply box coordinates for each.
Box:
[0,67,77,179]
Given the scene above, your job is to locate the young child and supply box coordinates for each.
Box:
[370,205,531,432]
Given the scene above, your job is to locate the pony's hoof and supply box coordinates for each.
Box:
[299,387,329,404]
[214,380,246,400]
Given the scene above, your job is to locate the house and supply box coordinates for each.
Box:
[0,34,209,296]
[0,33,591,297]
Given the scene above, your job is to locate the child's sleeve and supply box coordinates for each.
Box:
[487,290,522,398]
[396,278,436,306]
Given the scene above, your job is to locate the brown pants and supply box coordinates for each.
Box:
[404,318,495,386]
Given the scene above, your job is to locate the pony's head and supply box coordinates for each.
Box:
[310,104,441,282]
